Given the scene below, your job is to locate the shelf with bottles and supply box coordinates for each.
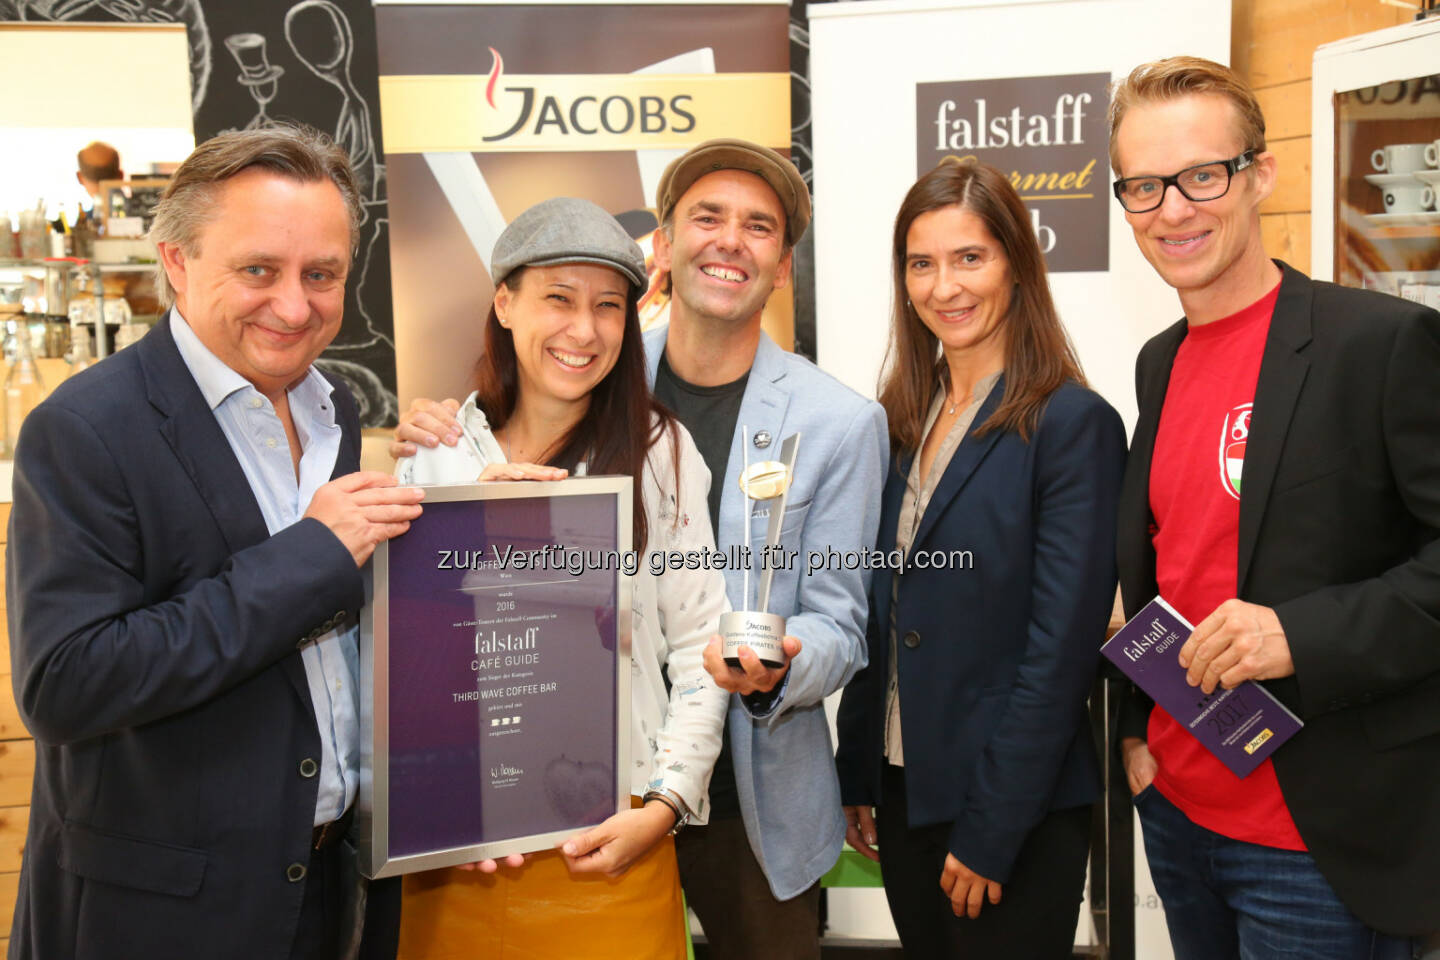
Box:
[0,316,103,460]
[0,257,156,360]
[1,317,53,460]
[0,257,153,307]
[0,258,154,271]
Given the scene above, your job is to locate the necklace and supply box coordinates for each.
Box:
[946,390,963,416]
[499,427,519,463]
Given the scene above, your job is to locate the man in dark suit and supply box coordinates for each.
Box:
[1108,57,1439,959]
[6,125,424,960]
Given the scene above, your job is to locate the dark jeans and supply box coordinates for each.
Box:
[1134,784,1418,960]
[675,815,821,960]
[875,764,1090,958]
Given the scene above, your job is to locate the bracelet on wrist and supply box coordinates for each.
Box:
[642,789,691,835]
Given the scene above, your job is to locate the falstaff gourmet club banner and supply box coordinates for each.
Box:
[916,72,1111,274]
[374,0,792,406]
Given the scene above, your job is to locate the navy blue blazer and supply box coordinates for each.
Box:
[836,378,1125,882]
[6,316,396,959]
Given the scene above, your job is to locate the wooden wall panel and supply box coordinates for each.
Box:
[1,503,8,671]
[1,479,22,944]
[0,493,18,740]
[1262,212,1313,272]
[0,808,27,873]
[1262,137,1312,214]
[0,581,8,675]
[0,743,33,810]
[1235,1,1410,87]
[1256,80,1311,141]
[0,685,23,745]
[0,869,18,937]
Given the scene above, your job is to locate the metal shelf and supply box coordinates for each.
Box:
[0,258,147,360]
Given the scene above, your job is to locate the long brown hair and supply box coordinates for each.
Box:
[877,160,1085,455]
[473,266,678,552]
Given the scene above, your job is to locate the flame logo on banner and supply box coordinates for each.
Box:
[486,47,504,109]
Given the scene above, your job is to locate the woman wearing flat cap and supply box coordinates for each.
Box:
[395,197,729,958]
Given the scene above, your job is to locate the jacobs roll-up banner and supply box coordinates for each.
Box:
[374,0,792,406]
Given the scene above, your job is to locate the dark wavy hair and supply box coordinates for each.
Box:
[878,160,1085,455]
[473,266,678,551]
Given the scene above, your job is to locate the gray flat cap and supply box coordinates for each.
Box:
[490,197,648,292]
[655,139,811,245]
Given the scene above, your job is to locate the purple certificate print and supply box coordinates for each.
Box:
[360,477,633,877]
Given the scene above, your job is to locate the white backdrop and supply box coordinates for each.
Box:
[808,0,1229,952]
[809,0,1229,430]
[0,23,195,221]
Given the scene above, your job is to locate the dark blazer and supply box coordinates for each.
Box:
[6,316,398,959]
[836,379,1125,882]
[1116,262,1440,935]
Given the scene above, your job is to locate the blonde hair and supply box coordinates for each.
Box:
[148,124,361,308]
[1108,56,1267,174]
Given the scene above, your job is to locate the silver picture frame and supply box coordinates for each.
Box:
[359,476,633,878]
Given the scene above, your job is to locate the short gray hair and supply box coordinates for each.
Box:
[148,124,362,308]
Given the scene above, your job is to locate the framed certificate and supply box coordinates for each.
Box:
[360,476,633,878]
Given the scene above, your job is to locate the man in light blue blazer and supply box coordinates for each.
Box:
[647,140,887,960]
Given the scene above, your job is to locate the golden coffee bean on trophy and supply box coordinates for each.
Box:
[738,461,792,500]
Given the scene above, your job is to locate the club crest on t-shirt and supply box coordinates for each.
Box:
[1218,402,1251,501]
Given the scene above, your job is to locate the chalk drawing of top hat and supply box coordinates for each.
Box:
[225,33,286,88]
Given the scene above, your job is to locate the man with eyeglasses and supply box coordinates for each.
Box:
[1107,56,1439,960]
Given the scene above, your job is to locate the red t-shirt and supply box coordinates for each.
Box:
[1146,281,1305,851]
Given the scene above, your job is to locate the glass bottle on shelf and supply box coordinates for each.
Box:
[67,324,95,375]
[3,319,49,458]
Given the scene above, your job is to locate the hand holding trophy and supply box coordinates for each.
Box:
[718,427,801,669]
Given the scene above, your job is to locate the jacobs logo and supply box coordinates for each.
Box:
[480,48,696,143]
[379,51,789,154]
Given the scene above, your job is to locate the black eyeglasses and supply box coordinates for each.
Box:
[1112,151,1256,213]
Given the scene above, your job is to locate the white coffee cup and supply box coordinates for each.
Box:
[1372,143,1431,174]
[1382,184,1434,213]
[1425,140,1440,168]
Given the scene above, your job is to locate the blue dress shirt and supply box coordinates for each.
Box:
[170,310,357,827]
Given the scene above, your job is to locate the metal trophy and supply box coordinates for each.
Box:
[718,427,801,669]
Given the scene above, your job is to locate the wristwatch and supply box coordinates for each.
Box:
[642,788,692,835]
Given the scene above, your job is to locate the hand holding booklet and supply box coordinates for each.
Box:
[1102,596,1303,779]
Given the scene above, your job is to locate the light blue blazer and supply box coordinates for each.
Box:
[645,325,888,899]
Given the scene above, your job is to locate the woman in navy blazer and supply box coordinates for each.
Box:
[835,160,1126,956]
